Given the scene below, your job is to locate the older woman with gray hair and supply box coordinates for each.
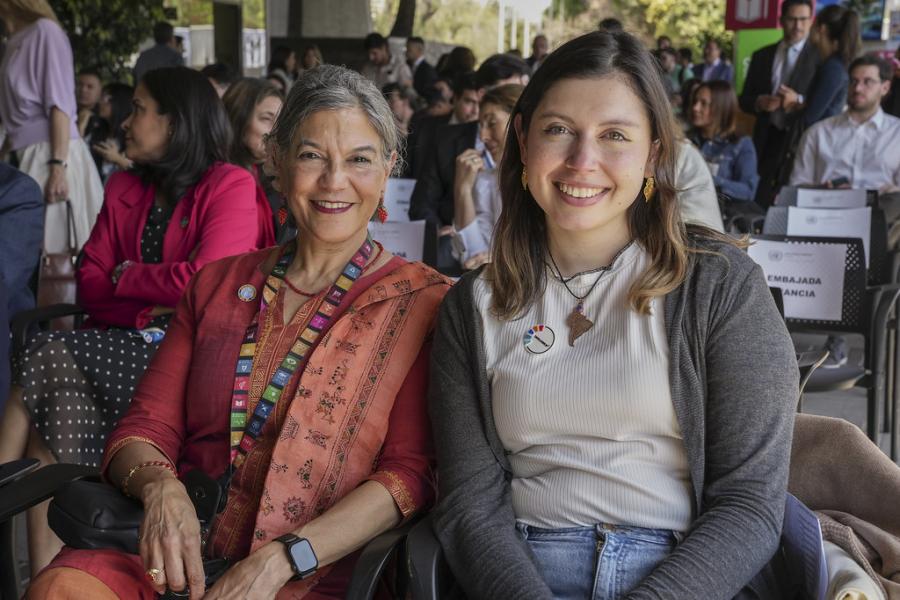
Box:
[28,65,450,600]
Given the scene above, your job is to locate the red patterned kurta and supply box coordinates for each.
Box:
[43,247,450,599]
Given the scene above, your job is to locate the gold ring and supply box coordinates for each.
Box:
[146,568,163,584]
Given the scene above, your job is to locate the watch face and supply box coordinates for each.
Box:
[289,538,318,575]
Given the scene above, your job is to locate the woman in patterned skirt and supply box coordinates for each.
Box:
[0,66,274,575]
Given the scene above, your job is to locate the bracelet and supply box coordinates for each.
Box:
[111,260,135,285]
[46,159,67,168]
[122,460,177,498]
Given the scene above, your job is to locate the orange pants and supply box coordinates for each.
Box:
[27,567,118,599]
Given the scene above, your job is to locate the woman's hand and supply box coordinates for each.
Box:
[777,85,801,112]
[454,148,484,195]
[463,252,491,270]
[138,475,207,599]
[44,164,68,203]
[93,139,133,169]
[203,543,294,600]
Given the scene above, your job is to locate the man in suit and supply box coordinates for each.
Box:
[740,0,820,206]
[0,163,43,413]
[409,56,529,272]
[406,36,439,101]
[133,22,184,82]
[526,34,549,73]
[693,39,734,83]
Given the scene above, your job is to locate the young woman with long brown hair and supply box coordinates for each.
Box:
[429,30,798,598]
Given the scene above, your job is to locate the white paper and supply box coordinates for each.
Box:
[382,178,416,222]
[369,220,426,262]
[786,206,871,267]
[748,239,846,321]
[795,188,867,209]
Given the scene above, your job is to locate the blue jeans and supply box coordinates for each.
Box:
[517,522,680,600]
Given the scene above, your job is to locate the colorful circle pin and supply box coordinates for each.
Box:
[523,324,555,354]
[237,284,257,302]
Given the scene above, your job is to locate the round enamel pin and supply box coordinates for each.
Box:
[523,324,555,354]
[237,284,257,302]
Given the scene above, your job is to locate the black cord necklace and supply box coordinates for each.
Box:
[547,240,634,347]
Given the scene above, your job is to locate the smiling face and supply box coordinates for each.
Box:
[517,76,655,242]
[244,94,283,163]
[279,107,395,248]
[121,83,171,163]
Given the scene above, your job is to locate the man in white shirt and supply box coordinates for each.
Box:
[790,55,900,194]
[361,33,413,93]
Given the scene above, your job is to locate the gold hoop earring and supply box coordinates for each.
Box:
[643,176,655,203]
[521,167,528,191]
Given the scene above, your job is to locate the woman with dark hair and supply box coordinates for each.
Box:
[780,5,860,129]
[28,64,447,600]
[430,30,797,598]
[0,66,274,575]
[452,84,523,269]
[438,45,477,80]
[267,45,297,91]
[688,80,759,202]
[91,82,135,181]
[223,77,285,243]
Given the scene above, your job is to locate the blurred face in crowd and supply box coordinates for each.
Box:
[406,41,424,64]
[453,88,482,123]
[703,40,721,64]
[657,37,671,50]
[781,3,813,46]
[284,51,298,74]
[479,102,511,162]
[244,95,283,163]
[660,51,677,73]
[267,76,286,93]
[516,76,656,240]
[532,35,548,59]
[303,49,321,69]
[121,84,171,163]
[847,64,891,115]
[76,73,102,111]
[368,45,389,66]
[387,90,413,126]
[279,108,395,247]
[690,86,713,131]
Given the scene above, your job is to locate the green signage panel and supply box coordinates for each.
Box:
[734,28,783,94]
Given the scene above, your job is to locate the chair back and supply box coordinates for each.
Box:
[368,220,437,266]
[749,235,868,334]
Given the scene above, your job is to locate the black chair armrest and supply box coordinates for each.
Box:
[0,459,40,488]
[345,518,418,600]
[0,463,98,523]
[407,514,451,600]
[10,304,86,352]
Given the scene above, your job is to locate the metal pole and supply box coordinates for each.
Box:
[497,0,505,54]
[510,5,517,52]
[524,19,530,56]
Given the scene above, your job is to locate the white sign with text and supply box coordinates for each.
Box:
[786,206,871,267]
[748,239,847,321]
[369,220,426,262]
[382,178,416,222]
[795,188,867,209]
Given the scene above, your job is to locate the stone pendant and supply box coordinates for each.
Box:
[565,303,594,347]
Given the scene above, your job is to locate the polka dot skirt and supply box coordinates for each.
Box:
[12,201,175,467]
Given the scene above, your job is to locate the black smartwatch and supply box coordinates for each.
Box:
[275,533,318,580]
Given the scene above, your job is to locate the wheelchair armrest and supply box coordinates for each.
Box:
[345,517,418,600]
[10,303,86,351]
[0,463,98,523]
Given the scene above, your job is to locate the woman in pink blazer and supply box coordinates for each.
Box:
[0,67,274,575]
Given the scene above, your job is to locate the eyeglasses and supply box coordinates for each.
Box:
[782,16,810,24]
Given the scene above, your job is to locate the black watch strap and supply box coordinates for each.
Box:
[275,533,318,581]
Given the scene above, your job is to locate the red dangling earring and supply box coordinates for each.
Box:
[376,197,388,223]
[277,206,288,226]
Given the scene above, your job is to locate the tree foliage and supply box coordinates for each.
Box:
[612,0,732,58]
[49,0,167,83]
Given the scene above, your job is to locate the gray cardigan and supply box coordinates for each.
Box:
[428,236,799,599]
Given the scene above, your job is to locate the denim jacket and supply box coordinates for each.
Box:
[690,133,760,202]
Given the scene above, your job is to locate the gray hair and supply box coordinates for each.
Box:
[268,64,403,174]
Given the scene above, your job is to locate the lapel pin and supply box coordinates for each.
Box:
[238,284,257,302]
[523,324,555,354]
[180,217,189,228]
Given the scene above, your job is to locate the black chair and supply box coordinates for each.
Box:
[751,235,900,450]
[345,518,419,600]
[0,461,98,600]
[407,514,452,600]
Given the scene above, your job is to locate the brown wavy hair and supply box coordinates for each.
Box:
[690,80,739,142]
[487,30,727,319]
